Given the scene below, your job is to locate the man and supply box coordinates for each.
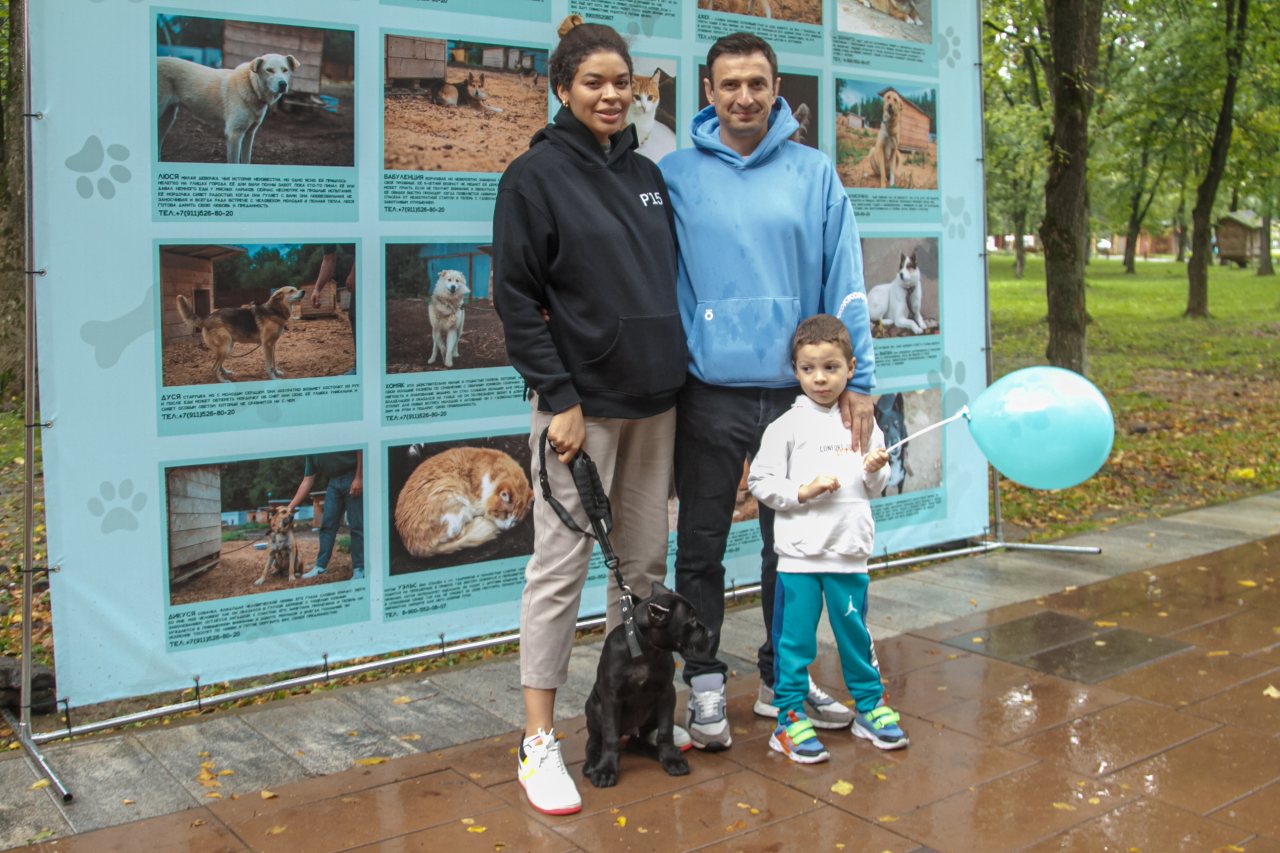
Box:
[288,450,365,581]
[660,33,876,750]
[312,243,357,376]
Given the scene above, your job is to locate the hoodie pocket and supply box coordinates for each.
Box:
[577,312,688,398]
[688,297,800,385]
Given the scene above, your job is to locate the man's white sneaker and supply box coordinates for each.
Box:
[686,674,732,751]
[754,677,854,730]
[641,724,693,752]
[517,729,581,815]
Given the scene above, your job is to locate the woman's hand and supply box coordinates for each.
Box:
[548,405,585,464]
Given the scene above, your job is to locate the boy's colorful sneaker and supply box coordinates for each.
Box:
[517,729,581,815]
[754,678,854,730]
[851,702,909,750]
[769,711,830,764]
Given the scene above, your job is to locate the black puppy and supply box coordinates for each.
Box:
[583,582,716,788]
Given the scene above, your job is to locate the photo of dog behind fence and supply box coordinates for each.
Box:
[387,434,535,576]
[159,243,356,387]
[836,77,938,190]
[872,387,943,497]
[383,35,549,173]
[166,451,362,606]
[155,14,355,166]
[384,242,510,374]
[861,236,940,338]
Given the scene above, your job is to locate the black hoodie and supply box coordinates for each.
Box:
[493,109,687,419]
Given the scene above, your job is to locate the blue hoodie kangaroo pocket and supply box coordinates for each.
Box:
[689,297,800,385]
[577,312,688,398]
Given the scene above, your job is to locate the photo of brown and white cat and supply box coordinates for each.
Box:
[629,58,677,164]
[388,436,534,574]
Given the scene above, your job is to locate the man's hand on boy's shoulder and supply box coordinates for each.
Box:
[839,390,875,453]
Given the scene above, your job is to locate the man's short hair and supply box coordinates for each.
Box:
[791,314,853,363]
[706,32,778,82]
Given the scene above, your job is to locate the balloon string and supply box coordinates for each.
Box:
[883,406,970,454]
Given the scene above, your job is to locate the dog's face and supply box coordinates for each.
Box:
[465,73,488,101]
[881,90,902,125]
[272,285,305,305]
[432,270,470,300]
[268,506,295,533]
[896,252,920,287]
[251,54,299,97]
[638,583,716,659]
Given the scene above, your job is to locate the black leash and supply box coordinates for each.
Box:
[537,427,644,658]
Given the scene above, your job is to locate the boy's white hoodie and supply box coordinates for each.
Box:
[748,395,889,573]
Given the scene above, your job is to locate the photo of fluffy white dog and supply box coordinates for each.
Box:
[428,269,469,368]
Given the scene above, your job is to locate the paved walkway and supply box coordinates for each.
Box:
[3,492,1278,851]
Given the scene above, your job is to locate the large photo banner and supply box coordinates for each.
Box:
[32,0,987,706]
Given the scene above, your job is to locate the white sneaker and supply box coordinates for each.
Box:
[301,564,327,579]
[642,724,693,752]
[517,729,581,815]
[686,675,732,751]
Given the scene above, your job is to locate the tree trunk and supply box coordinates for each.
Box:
[1260,203,1274,276]
[1013,208,1027,279]
[0,0,28,395]
[1123,216,1139,274]
[1039,0,1102,375]
[1187,0,1248,318]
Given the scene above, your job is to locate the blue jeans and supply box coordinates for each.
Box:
[317,470,364,570]
[674,377,795,686]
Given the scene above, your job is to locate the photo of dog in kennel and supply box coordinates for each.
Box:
[861,236,939,338]
[160,243,357,387]
[166,451,362,606]
[836,78,938,191]
[384,242,511,374]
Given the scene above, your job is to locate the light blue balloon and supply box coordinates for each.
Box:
[967,366,1114,490]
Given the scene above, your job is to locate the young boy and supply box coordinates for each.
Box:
[747,315,908,763]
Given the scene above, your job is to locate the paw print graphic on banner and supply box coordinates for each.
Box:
[65,136,132,200]
[938,26,963,69]
[943,196,972,240]
[88,480,147,533]
[926,355,970,418]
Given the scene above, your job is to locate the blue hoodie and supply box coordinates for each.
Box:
[659,98,875,394]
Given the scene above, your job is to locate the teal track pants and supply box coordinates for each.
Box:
[772,572,883,717]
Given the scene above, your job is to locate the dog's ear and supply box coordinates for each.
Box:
[252,57,265,74]
[647,600,672,625]
[286,55,300,72]
[649,581,671,598]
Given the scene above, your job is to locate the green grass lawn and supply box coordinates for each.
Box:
[988,253,1280,538]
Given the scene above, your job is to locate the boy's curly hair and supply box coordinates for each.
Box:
[791,314,853,363]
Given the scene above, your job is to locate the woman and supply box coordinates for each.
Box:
[492,18,687,815]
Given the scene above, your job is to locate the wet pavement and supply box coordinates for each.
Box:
[3,491,1278,852]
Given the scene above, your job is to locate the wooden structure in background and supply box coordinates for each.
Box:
[223,20,324,96]
[385,35,447,85]
[1215,210,1263,267]
[158,245,245,345]
[167,466,222,586]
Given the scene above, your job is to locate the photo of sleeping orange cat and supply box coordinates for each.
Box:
[394,444,533,560]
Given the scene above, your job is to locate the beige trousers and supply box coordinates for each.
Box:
[519,403,675,690]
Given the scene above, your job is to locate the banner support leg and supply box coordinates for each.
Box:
[2,708,72,802]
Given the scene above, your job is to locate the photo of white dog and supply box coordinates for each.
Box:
[868,251,926,334]
[867,247,941,338]
[428,270,469,368]
[157,53,298,165]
